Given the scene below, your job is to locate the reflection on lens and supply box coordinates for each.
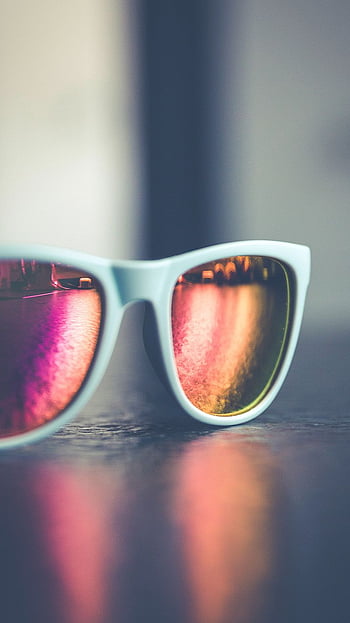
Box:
[0,260,103,437]
[171,256,292,416]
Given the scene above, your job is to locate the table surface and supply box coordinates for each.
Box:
[1,305,349,623]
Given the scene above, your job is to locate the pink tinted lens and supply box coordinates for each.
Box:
[0,260,103,437]
[171,256,292,416]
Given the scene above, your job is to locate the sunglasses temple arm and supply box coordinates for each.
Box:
[142,302,175,396]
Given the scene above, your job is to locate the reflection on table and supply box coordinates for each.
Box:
[0,434,285,623]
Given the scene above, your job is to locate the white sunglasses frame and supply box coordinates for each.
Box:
[0,240,310,449]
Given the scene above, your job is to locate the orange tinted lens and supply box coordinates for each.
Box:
[171,256,291,416]
[0,260,103,437]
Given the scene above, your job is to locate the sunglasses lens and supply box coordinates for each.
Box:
[171,256,292,416]
[0,260,103,437]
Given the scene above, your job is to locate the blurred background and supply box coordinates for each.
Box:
[1,0,350,329]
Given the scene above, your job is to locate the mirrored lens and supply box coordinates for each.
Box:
[171,256,292,416]
[0,259,103,437]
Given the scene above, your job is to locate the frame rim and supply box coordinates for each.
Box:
[153,240,310,427]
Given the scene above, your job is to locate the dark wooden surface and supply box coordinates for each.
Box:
[1,305,349,623]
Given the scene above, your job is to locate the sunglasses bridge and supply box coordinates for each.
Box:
[112,260,171,307]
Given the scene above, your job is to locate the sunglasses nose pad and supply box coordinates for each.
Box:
[143,302,173,394]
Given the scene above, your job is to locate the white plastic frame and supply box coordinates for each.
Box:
[0,240,310,449]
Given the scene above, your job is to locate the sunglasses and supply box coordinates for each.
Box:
[0,241,310,448]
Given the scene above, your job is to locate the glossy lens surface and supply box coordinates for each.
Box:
[171,256,292,416]
[0,260,103,437]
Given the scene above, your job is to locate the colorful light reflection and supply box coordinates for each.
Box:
[32,465,120,623]
[0,260,102,437]
[0,437,282,621]
[171,437,278,623]
[171,256,290,415]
